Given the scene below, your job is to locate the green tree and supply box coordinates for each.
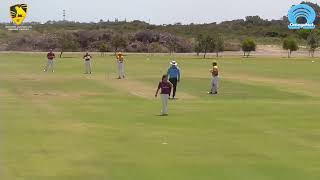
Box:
[194,44,202,56]
[241,38,256,57]
[245,16,265,25]
[203,35,216,59]
[194,34,204,56]
[297,29,312,40]
[307,32,319,57]
[58,32,80,58]
[111,34,127,53]
[283,38,299,58]
[150,42,164,53]
[194,34,222,59]
[99,43,108,56]
[167,35,177,55]
[214,34,224,58]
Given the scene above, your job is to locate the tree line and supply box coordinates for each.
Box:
[194,30,320,58]
[282,31,320,58]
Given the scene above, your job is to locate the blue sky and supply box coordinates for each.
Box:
[0,0,319,24]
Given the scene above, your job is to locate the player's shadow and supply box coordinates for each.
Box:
[155,114,169,117]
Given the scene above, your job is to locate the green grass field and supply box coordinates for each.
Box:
[1,53,320,180]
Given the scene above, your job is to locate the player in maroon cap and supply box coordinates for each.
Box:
[44,49,56,72]
[155,74,173,116]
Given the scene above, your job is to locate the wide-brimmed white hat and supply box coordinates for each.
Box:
[170,61,178,66]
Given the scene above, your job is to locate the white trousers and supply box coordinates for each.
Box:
[85,60,92,73]
[161,94,169,115]
[45,59,54,72]
[117,62,125,77]
[211,76,219,93]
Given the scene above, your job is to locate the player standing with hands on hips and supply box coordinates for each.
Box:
[208,62,219,95]
[167,61,181,99]
[116,52,125,79]
[155,75,173,116]
[44,49,56,72]
[83,52,92,74]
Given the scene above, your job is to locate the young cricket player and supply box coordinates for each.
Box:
[155,75,173,116]
[44,49,56,72]
[116,52,125,79]
[208,62,219,95]
[83,52,92,74]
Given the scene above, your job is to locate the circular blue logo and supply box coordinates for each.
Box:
[288,4,316,29]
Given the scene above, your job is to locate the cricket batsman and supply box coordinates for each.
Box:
[116,52,125,79]
[44,49,56,72]
[208,62,219,95]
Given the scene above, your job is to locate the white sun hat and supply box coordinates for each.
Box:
[170,60,178,66]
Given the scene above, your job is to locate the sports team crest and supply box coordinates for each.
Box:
[10,4,28,26]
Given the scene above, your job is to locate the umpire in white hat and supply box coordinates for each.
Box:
[167,60,181,99]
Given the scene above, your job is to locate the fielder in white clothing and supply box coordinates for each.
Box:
[116,52,125,79]
[83,52,92,74]
[44,49,56,72]
[209,62,219,95]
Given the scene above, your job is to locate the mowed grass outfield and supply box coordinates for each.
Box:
[1,52,320,180]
